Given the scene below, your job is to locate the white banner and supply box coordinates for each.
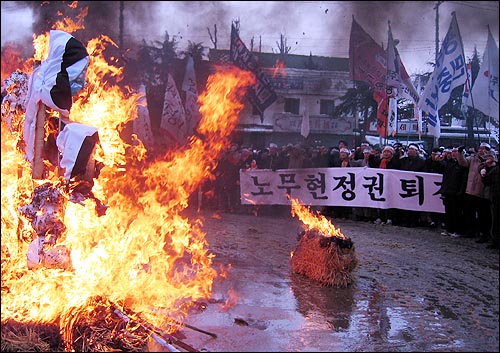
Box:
[240,167,444,213]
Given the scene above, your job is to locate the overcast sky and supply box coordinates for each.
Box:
[1,1,498,76]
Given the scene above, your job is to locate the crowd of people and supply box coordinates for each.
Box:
[199,139,499,250]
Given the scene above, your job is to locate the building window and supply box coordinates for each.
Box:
[320,99,335,116]
[284,98,300,115]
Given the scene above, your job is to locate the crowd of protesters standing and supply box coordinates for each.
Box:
[200,139,499,250]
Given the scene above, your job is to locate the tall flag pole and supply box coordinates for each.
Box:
[418,12,467,143]
[467,25,499,127]
[415,76,425,139]
[230,21,277,123]
[386,21,398,137]
[349,16,388,139]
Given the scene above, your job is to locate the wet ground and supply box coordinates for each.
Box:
[171,207,499,352]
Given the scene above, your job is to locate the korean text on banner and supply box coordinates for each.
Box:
[240,167,444,214]
[418,13,467,138]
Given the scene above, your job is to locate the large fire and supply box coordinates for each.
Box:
[290,198,346,239]
[1,16,256,350]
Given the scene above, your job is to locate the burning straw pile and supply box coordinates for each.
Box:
[1,296,202,352]
[290,199,358,287]
[291,230,357,287]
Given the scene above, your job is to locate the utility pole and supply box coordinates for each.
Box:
[433,1,444,147]
[434,1,444,63]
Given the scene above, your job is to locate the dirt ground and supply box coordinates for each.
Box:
[167,206,499,352]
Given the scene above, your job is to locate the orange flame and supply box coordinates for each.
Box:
[272,58,287,78]
[290,197,346,239]
[1,20,256,335]
[219,288,239,312]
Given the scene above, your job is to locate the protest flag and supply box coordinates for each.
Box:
[182,54,202,137]
[230,22,277,122]
[160,73,187,146]
[349,16,388,138]
[467,25,499,123]
[418,12,467,139]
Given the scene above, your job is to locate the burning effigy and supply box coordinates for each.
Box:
[290,199,358,287]
[1,6,256,351]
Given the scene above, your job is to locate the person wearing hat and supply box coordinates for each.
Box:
[456,142,492,241]
[398,143,427,227]
[438,146,468,237]
[330,146,358,219]
[351,146,378,223]
[353,142,371,160]
[368,144,402,225]
[479,151,498,249]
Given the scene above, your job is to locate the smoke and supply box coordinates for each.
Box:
[1,1,499,75]
[1,2,34,50]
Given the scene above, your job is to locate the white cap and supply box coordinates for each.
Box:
[480,142,491,150]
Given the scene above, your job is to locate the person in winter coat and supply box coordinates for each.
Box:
[456,142,492,241]
[438,147,468,237]
[399,144,427,227]
[368,145,401,225]
[479,151,499,249]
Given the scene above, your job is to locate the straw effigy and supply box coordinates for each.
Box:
[291,230,358,287]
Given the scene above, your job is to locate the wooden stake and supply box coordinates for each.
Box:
[32,101,46,179]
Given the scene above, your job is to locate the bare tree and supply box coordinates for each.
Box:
[207,24,217,49]
[275,34,291,55]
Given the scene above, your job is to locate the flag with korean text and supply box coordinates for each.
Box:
[418,13,467,138]
[467,26,499,123]
[160,73,187,146]
[230,22,277,122]
[349,16,388,137]
[375,92,389,138]
[182,55,202,137]
[387,96,398,137]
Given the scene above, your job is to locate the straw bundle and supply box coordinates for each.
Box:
[1,321,62,352]
[291,231,358,287]
[61,296,151,352]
